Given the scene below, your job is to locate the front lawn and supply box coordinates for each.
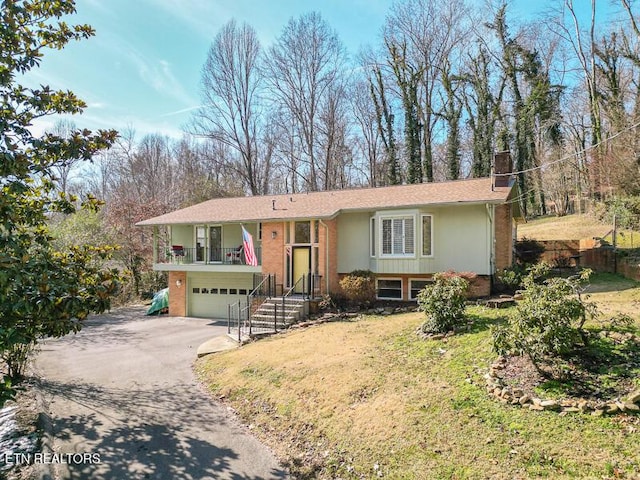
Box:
[196,275,640,479]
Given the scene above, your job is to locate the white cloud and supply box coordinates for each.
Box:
[126,49,197,107]
[139,0,227,40]
[159,105,204,117]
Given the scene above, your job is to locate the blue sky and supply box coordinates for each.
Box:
[25,0,612,139]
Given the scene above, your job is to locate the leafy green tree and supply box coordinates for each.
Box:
[1,0,119,405]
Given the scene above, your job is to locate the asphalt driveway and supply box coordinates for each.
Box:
[33,306,288,480]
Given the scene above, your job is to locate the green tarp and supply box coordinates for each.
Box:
[146,288,169,315]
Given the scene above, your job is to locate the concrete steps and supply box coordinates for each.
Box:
[249,297,308,330]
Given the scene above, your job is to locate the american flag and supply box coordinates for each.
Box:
[241,226,258,266]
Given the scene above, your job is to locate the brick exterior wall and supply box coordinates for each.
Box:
[319,219,339,294]
[168,271,186,317]
[536,240,581,266]
[261,222,285,285]
[468,275,491,297]
[494,203,514,271]
[337,272,491,300]
[259,220,339,295]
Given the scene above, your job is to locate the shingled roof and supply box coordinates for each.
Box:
[136,177,514,226]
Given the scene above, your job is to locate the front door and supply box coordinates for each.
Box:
[292,247,311,294]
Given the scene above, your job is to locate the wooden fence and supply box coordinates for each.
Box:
[527,239,640,282]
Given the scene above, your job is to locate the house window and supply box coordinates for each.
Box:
[410,279,432,300]
[295,221,311,244]
[377,278,402,300]
[370,217,375,257]
[229,288,237,295]
[192,288,200,294]
[210,288,218,294]
[195,226,206,262]
[422,215,433,256]
[381,217,414,256]
[239,289,247,295]
[220,288,228,295]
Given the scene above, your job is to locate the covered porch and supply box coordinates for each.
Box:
[153,223,262,267]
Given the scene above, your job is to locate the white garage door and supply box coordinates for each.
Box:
[188,272,254,318]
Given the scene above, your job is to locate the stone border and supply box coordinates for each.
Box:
[485,356,640,416]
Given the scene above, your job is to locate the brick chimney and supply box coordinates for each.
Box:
[493,151,512,188]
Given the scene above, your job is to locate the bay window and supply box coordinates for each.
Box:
[381,217,414,256]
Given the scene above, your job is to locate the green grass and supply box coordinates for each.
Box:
[196,277,640,479]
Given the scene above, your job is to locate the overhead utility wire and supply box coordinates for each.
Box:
[493,119,640,177]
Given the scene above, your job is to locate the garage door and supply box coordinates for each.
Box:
[188,272,254,318]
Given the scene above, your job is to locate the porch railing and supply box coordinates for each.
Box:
[284,273,323,299]
[158,246,262,265]
[227,273,276,340]
[227,273,323,341]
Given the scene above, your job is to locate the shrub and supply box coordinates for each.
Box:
[417,272,469,334]
[339,270,376,305]
[515,237,545,265]
[495,265,526,293]
[492,264,597,371]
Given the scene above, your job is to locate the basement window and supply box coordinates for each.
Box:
[377,278,402,300]
[410,279,432,300]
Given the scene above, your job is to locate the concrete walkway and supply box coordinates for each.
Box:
[196,334,239,357]
[33,306,288,480]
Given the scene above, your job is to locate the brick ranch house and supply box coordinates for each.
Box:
[137,154,518,319]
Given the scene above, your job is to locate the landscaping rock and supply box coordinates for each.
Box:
[562,407,581,414]
[540,400,560,411]
[606,404,620,414]
[518,395,531,405]
[485,298,516,309]
[627,389,640,405]
[484,356,639,417]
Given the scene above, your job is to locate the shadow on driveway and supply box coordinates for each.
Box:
[34,377,287,480]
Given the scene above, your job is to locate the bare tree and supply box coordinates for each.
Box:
[369,64,400,184]
[192,20,270,195]
[49,119,82,195]
[265,12,346,191]
[318,80,352,190]
[385,0,470,182]
[351,78,384,186]
[461,45,505,178]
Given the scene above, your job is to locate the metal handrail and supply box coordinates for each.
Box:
[284,275,306,298]
[159,246,262,265]
[249,273,273,298]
